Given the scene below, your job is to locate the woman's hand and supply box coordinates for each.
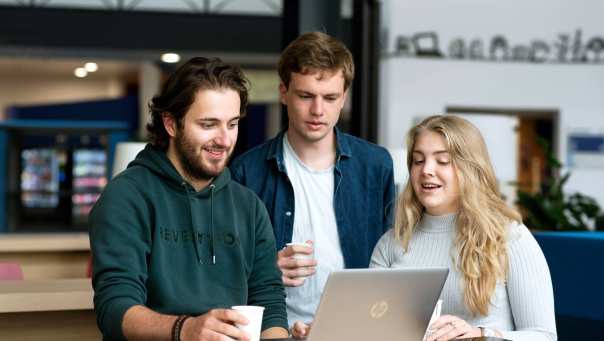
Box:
[425,315,482,341]
[291,321,311,339]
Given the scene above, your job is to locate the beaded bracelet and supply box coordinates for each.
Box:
[171,315,190,341]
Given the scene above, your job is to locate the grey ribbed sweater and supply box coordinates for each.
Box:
[370,213,557,341]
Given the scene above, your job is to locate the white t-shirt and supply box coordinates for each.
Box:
[282,134,345,326]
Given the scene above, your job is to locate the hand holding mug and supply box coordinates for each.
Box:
[180,308,250,341]
[232,306,264,341]
[277,240,317,287]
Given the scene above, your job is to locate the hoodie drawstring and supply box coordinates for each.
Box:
[182,182,216,265]
[182,182,203,264]
[209,184,216,264]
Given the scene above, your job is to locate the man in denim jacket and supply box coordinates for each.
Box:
[230,32,395,335]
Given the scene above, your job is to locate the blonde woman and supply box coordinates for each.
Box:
[370,115,556,341]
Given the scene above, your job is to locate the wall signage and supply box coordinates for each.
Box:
[568,133,604,168]
[383,29,604,64]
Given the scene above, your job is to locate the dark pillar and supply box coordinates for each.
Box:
[350,0,380,142]
[282,0,342,47]
[280,0,342,128]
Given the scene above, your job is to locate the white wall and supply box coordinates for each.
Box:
[379,0,604,207]
[0,75,124,120]
[138,62,161,139]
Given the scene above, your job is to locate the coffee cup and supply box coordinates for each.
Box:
[424,299,443,340]
[286,242,313,260]
[232,305,264,341]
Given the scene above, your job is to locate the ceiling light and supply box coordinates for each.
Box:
[74,67,88,78]
[161,53,181,63]
[84,62,98,72]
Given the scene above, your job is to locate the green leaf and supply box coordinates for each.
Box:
[516,139,601,231]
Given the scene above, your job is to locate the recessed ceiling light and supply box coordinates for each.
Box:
[74,67,87,78]
[84,62,98,72]
[161,53,181,63]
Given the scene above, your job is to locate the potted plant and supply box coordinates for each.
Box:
[516,138,604,231]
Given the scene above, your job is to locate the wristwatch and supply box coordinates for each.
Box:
[480,326,498,337]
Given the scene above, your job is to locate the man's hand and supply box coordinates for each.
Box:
[180,309,250,341]
[291,321,311,339]
[277,240,318,287]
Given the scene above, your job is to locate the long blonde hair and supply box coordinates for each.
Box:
[394,115,521,316]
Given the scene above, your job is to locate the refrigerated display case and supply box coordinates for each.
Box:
[71,149,107,224]
[0,119,129,232]
[20,148,62,209]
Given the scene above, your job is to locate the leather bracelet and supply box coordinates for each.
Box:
[171,315,190,341]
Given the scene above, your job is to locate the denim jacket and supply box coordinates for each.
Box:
[230,129,396,268]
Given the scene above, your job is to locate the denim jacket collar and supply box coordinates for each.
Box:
[265,128,352,172]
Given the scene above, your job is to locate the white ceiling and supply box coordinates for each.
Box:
[0,57,140,80]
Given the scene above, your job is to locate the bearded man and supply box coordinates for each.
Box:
[89,57,288,341]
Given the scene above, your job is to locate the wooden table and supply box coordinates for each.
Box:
[0,278,100,340]
[0,232,91,279]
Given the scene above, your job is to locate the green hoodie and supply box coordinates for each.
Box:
[90,145,287,340]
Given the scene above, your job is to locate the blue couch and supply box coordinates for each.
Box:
[533,231,604,340]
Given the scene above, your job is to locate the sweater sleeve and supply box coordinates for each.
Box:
[500,223,557,341]
[89,178,151,340]
[370,229,396,268]
[246,197,288,331]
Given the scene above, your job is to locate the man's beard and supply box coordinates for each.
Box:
[173,129,231,182]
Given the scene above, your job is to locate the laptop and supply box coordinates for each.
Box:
[266,267,449,341]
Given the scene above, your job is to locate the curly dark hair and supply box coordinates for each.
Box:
[147,57,249,150]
